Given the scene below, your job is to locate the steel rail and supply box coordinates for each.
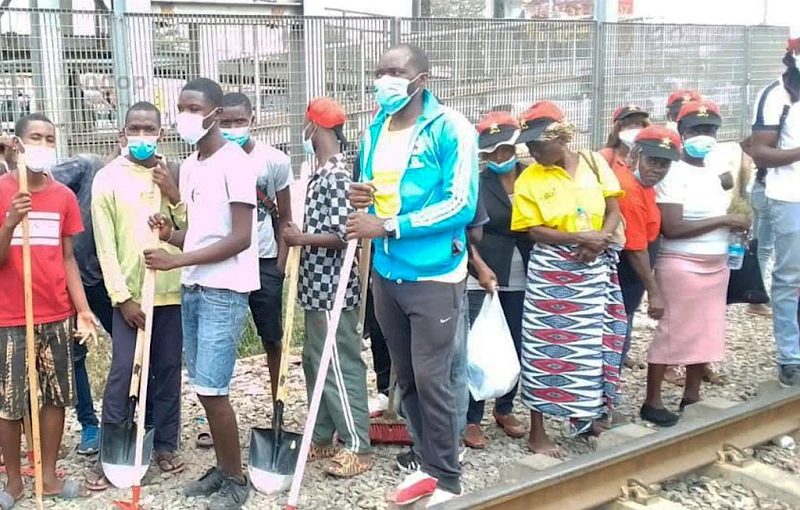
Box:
[442,386,800,510]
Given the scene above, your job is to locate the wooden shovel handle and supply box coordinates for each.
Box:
[133,184,161,472]
[356,239,372,336]
[17,151,44,509]
[274,245,301,404]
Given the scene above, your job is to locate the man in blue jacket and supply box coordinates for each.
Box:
[346,43,478,507]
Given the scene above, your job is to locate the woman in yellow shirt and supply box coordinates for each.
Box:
[511,101,626,456]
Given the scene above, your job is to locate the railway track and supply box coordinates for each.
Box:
[441,384,800,510]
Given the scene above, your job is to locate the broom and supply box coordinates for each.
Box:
[369,369,411,445]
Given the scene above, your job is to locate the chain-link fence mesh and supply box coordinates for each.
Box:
[0,9,789,167]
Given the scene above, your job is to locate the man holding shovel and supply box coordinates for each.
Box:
[86,101,185,490]
[0,113,94,505]
[346,44,478,506]
[144,78,258,510]
[283,97,373,478]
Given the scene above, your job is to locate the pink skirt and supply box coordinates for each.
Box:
[648,252,730,365]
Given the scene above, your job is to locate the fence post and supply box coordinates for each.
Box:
[110,0,131,128]
[288,19,308,173]
[741,26,752,139]
[590,21,607,150]
[391,17,401,46]
[29,2,69,153]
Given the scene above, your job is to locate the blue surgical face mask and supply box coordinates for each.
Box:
[486,156,517,174]
[126,135,158,161]
[302,124,316,155]
[374,74,424,115]
[683,135,717,160]
[221,126,250,147]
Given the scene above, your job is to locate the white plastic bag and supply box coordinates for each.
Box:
[466,292,521,402]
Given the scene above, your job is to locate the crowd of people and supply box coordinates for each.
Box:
[0,34,798,510]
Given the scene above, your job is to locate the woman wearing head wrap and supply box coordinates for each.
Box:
[462,112,532,449]
[511,101,626,456]
[641,100,751,426]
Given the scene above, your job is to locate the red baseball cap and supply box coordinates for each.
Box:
[677,100,722,129]
[612,105,649,123]
[634,125,682,161]
[476,111,520,153]
[667,90,702,117]
[517,101,565,144]
[306,97,346,129]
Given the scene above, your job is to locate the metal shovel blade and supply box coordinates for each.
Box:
[248,426,302,495]
[101,422,155,489]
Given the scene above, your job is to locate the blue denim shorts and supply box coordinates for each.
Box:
[181,285,249,396]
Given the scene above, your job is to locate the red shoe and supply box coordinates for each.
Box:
[391,471,437,505]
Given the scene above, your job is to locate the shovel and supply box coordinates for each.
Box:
[248,243,303,495]
[249,163,310,495]
[102,186,161,508]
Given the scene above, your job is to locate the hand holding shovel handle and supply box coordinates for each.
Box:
[17,151,45,510]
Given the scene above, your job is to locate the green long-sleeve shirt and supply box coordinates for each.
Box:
[91,156,183,307]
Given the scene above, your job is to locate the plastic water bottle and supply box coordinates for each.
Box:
[576,207,592,232]
[726,232,745,270]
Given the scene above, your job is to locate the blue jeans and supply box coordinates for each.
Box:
[751,182,775,284]
[408,290,469,452]
[181,285,249,396]
[768,199,800,366]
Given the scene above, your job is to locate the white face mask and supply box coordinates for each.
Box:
[23,145,57,173]
[177,110,216,145]
[619,128,642,148]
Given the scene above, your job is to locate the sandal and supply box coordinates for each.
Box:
[44,478,89,499]
[85,463,111,491]
[155,451,185,475]
[664,366,686,387]
[196,432,214,448]
[307,443,338,463]
[322,450,374,478]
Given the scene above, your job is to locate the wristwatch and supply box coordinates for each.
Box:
[383,218,398,239]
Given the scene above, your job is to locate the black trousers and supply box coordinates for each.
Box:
[102,306,183,451]
[371,274,464,494]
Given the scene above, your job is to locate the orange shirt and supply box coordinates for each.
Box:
[599,148,660,251]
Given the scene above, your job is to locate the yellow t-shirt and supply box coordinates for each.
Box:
[511,154,623,233]
[371,119,415,219]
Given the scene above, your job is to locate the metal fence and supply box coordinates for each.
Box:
[0,9,789,169]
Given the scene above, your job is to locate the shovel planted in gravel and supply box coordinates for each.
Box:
[249,164,309,495]
[102,186,160,504]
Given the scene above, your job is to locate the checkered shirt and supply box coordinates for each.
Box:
[298,154,361,311]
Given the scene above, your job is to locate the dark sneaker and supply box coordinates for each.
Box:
[184,467,226,498]
[779,365,800,388]
[77,425,100,455]
[639,404,679,427]
[396,449,421,473]
[207,475,250,510]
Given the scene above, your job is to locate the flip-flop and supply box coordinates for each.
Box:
[44,478,88,499]
[85,464,111,492]
[195,432,213,448]
[0,489,21,510]
[155,452,185,475]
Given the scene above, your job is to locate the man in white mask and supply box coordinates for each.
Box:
[143,78,258,510]
[0,113,96,501]
[745,29,800,388]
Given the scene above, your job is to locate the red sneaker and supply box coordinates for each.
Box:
[392,471,437,505]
